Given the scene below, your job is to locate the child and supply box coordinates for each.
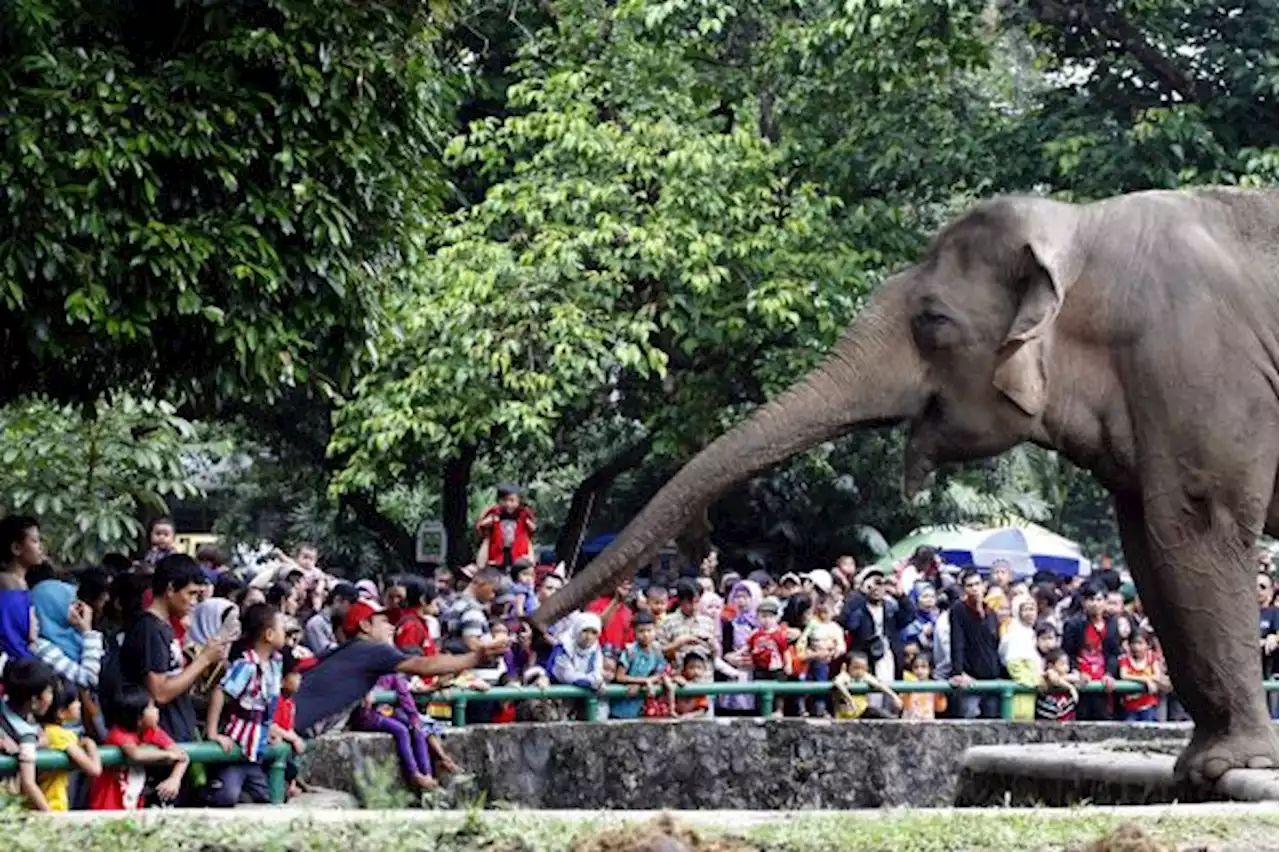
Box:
[38,680,102,811]
[645,585,670,627]
[834,652,902,720]
[475,484,536,571]
[1035,648,1080,722]
[143,517,177,567]
[900,653,946,721]
[613,612,671,719]
[0,658,57,811]
[510,563,537,619]
[272,649,304,799]
[206,603,303,807]
[1118,631,1169,722]
[671,651,711,718]
[747,596,790,684]
[800,598,846,717]
[89,684,189,810]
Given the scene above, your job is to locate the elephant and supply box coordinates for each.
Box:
[532,186,1280,785]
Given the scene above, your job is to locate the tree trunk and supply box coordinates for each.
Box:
[442,443,478,569]
[343,492,416,569]
[555,437,654,572]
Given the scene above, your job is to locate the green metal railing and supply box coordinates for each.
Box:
[4,678,1275,796]
[382,678,1280,728]
[0,740,292,804]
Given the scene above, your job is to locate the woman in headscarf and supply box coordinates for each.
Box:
[900,583,941,656]
[29,580,103,690]
[719,580,761,714]
[550,612,604,690]
[999,594,1042,721]
[549,612,605,720]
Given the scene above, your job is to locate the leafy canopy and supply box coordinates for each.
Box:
[0,396,210,563]
[0,0,453,403]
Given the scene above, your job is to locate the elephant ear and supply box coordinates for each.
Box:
[992,199,1085,417]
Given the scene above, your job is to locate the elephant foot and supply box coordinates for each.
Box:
[1175,725,1279,787]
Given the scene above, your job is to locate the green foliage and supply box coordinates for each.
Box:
[0,0,454,403]
[0,396,210,563]
[331,1,865,494]
[1001,0,1279,196]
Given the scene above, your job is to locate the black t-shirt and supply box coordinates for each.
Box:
[293,639,410,738]
[1260,606,1279,677]
[120,612,198,743]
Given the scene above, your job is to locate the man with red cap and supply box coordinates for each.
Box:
[292,598,508,738]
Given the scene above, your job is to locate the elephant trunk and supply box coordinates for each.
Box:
[531,293,925,630]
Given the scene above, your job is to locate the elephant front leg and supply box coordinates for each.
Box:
[1124,493,1278,785]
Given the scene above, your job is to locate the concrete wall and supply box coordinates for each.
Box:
[303,719,1188,809]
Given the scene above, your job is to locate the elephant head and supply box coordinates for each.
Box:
[532,196,1086,629]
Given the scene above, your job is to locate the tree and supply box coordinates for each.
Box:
[329,2,871,558]
[0,1,454,405]
[0,396,210,563]
[998,0,1279,195]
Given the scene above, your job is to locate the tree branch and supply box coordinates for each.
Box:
[555,436,654,569]
[1027,0,1211,105]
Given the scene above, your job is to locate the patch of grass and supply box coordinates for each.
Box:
[1,810,1274,852]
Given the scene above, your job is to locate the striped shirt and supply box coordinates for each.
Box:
[31,631,104,690]
[218,649,282,762]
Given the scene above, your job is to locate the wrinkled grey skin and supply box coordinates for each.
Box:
[533,187,1280,784]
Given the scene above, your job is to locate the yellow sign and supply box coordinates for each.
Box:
[174,533,220,556]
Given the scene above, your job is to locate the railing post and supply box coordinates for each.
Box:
[267,747,288,804]
[452,694,468,729]
[760,688,775,717]
[585,691,599,721]
[1000,685,1015,721]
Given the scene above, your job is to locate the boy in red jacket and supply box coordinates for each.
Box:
[476,484,537,571]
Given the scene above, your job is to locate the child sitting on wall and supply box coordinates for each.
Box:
[899,653,946,720]
[613,612,672,719]
[833,652,902,720]
[89,684,189,810]
[37,680,102,811]
[671,651,711,719]
[0,658,56,811]
[1035,648,1080,722]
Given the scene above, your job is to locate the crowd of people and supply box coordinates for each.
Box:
[0,483,1277,812]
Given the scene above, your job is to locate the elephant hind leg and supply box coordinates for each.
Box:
[1266,481,1277,539]
[1119,491,1277,786]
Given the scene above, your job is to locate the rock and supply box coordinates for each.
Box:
[302,720,1192,810]
[287,788,359,809]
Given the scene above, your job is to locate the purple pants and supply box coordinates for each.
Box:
[365,712,432,778]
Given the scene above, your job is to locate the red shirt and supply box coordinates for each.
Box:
[89,726,175,811]
[273,696,296,731]
[586,596,634,652]
[394,613,437,657]
[1119,654,1160,712]
[1077,621,1107,679]
[748,626,790,673]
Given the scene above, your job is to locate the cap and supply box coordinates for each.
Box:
[779,572,801,586]
[758,595,782,614]
[342,599,386,636]
[805,569,834,595]
[855,566,887,588]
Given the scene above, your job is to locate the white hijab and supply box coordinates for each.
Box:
[1000,594,1041,666]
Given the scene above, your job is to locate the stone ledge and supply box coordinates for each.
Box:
[301,719,1194,809]
[956,742,1280,806]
